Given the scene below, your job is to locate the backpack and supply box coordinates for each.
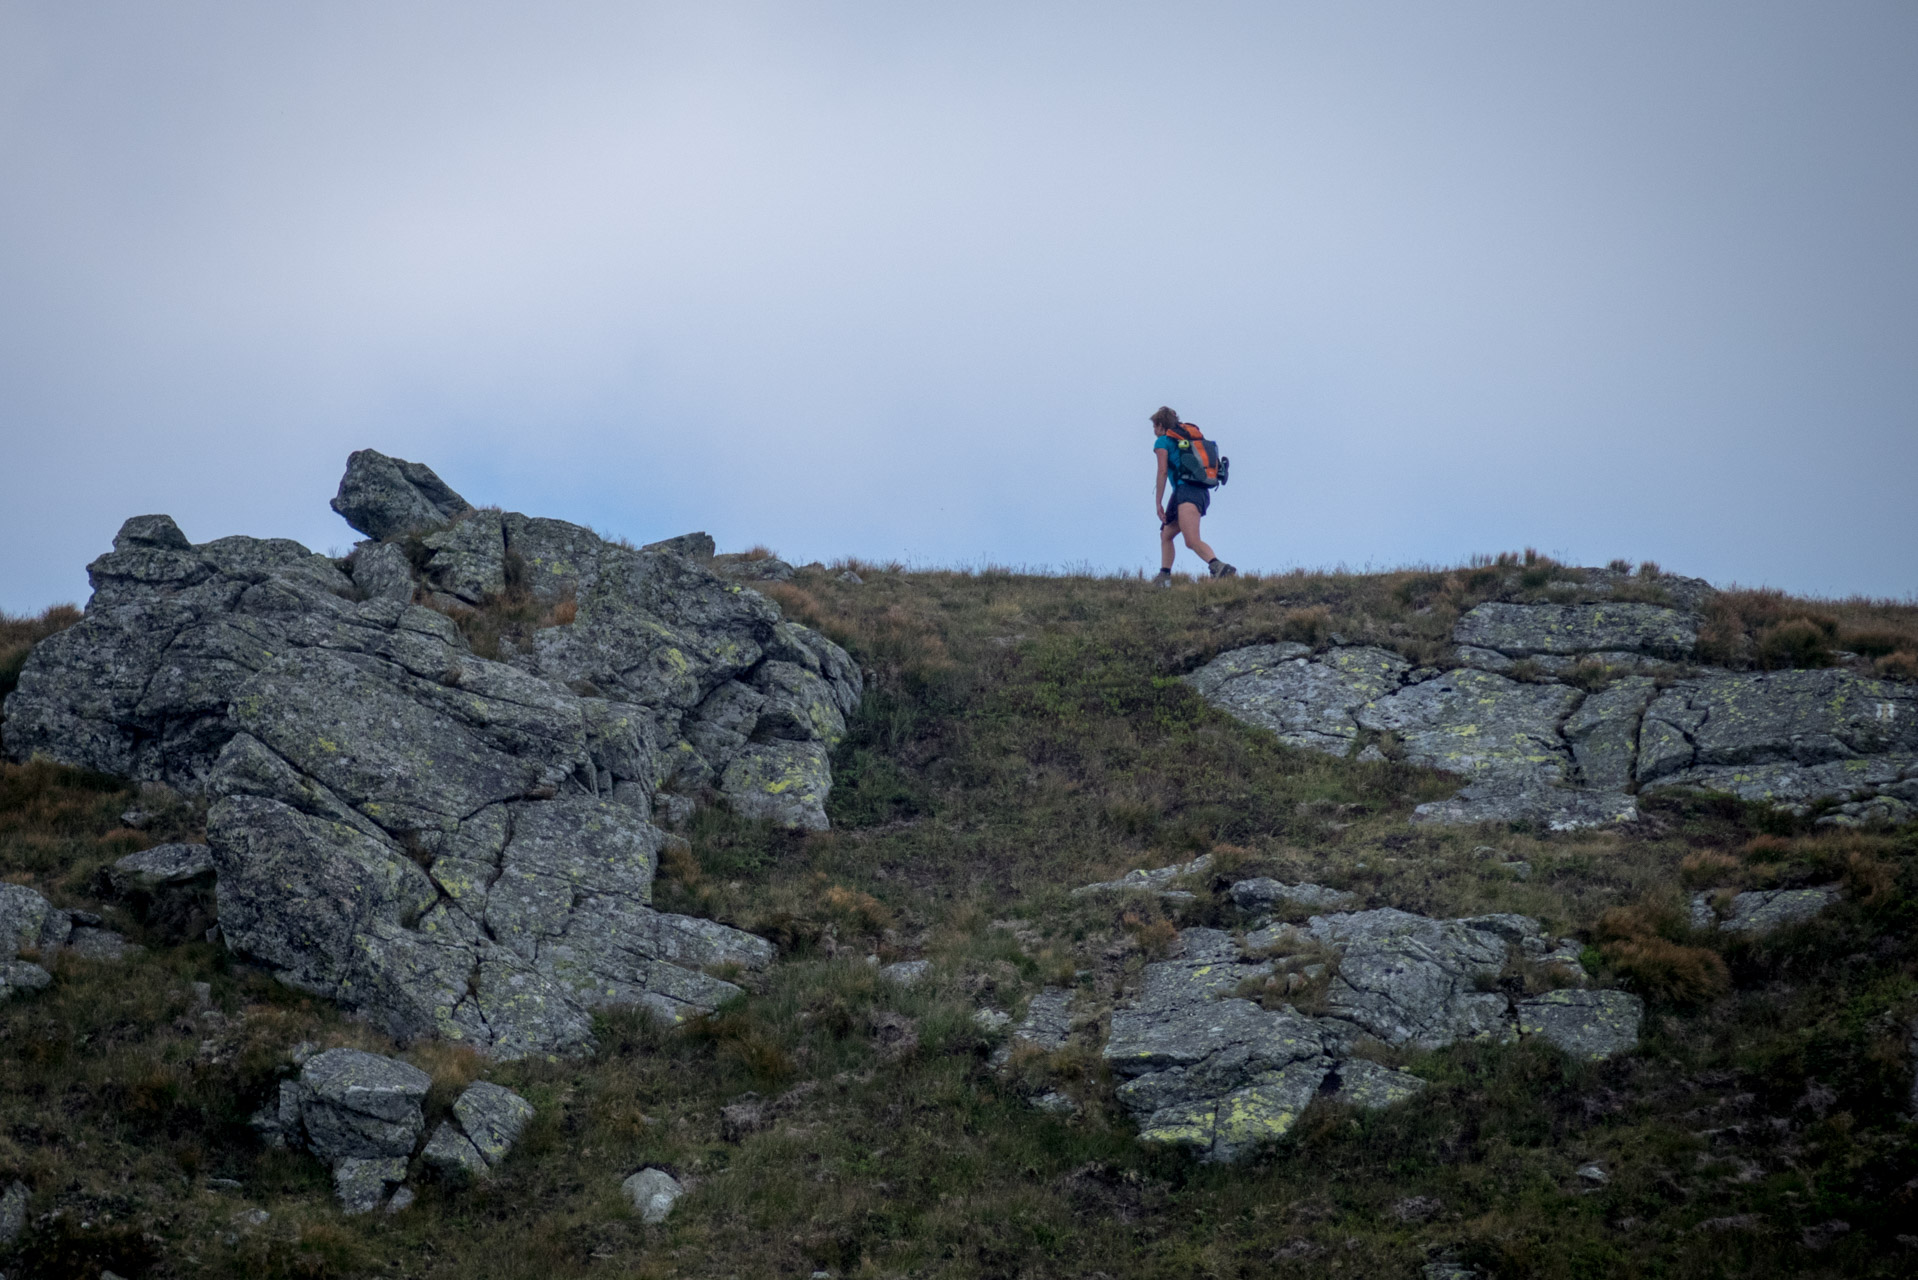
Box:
[1167,422,1229,489]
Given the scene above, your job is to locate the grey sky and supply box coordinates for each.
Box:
[3,1,1914,612]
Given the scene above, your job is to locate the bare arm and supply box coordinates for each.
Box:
[1154,450,1168,518]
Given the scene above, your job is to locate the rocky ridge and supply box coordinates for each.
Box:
[1189,591,1918,829]
[2,450,862,1056]
[1017,864,1648,1163]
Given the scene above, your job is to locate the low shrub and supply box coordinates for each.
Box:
[1279,606,1332,646]
[1679,850,1742,888]
[1601,935,1731,1005]
[1843,627,1912,658]
[1755,617,1835,669]
[1594,894,1731,1005]
[1878,650,1918,681]
[820,884,893,937]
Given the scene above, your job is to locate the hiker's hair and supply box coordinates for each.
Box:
[1150,406,1180,431]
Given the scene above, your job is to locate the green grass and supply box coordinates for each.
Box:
[1,561,1916,1278]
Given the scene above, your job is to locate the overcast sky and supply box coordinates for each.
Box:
[3,2,1914,612]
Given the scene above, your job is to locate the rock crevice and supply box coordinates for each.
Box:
[1188,593,1918,827]
[4,451,859,1055]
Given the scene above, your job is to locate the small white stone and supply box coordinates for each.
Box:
[622,1167,685,1224]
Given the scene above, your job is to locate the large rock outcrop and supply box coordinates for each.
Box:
[3,451,863,1055]
[1187,590,1918,828]
[1089,879,1637,1162]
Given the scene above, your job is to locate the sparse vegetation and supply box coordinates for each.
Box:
[1,562,1916,1277]
[1698,587,1918,674]
[0,605,80,707]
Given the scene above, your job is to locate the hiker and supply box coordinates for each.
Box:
[1151,406,1235,584]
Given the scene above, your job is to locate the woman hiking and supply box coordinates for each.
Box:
[1151,406,1236,584]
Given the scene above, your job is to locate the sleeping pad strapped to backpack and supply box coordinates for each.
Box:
[1167,422,1229,489]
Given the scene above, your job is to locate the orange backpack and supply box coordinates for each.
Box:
[1166,422,1228,489]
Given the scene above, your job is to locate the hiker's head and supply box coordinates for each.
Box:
[1150,406,1180,435]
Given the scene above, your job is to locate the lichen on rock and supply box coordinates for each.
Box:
[2,450,863,1056]
[1185,587,1918,829]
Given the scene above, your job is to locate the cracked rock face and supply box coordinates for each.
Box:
[1183,643,1407,755]
[4,452,859,1055]
[422,1081,536,1182]
[0,881,133,976]
[1187,589,1918,828]
[330,449,473,540]
[1094,895,1635,1162]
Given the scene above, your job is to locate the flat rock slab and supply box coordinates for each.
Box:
[1411,782,1638,831]
[993,987,1075,1066]
[879,959,930,986]
[0,1180,27,1246]
[110,842,214,888]
[0,961,52,997]
[1453,602,1698,659]
[1307,910,1514,1049]
[1691,885,1840,934]
[1190,612,1918,829]
[1229,878,1356,914]
[1638,670,1918,791]
[1358,670,1581,782]
[1071,854,1211,898]
[1326,1058,1428,1109]
[1184,644,1406,754]
[1517,989,1643,1060]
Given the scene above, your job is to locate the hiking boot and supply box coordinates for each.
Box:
[1208,559,1238,579]
[1155,570,1173,588]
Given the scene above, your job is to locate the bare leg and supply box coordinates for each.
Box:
[1176,503,1216,564]
[1160,517,1179,570]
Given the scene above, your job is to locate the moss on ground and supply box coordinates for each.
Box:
[1,563,1915,1278]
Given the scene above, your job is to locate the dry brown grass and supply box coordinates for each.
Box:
[1594,895,1732,1005]
[0,603,81,710]
[1698,587,1918,673]
[5,559,1918,1277]
[1600,934,1731,1005]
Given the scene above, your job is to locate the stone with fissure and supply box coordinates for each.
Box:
[330,449,472,540]
[1101,907,1644,1160]
[1188,595,1918,829]
[1517,989,1643,1060]
[1563,677,1658,791]
[333,1157,409,1215]
[297,1049,430,1161]
[452,1081,536,1166]
[4,454,865,1055]
[421,1122,489,1183]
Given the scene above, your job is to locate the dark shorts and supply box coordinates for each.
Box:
[1163,484,1210,527]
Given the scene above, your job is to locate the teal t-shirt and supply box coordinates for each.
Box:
[1155,434,1189,486]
